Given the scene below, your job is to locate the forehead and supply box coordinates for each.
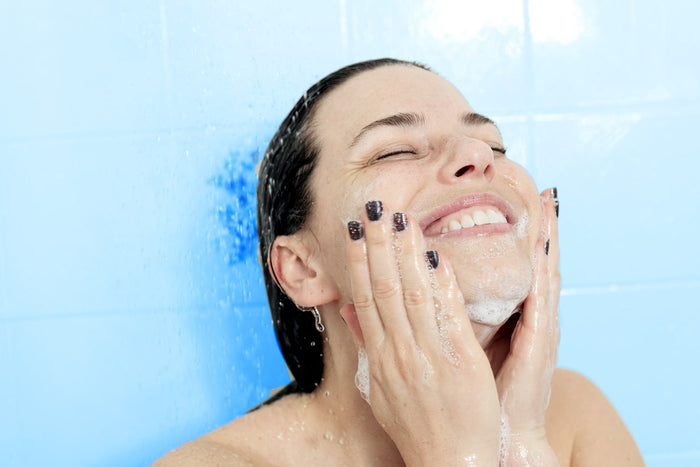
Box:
[312,65,474,151]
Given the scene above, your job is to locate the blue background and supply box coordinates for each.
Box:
[1,1,698,465]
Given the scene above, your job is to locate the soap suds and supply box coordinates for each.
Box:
[428,267,462,367]
[354,347,370,403]
[499,390,511,464]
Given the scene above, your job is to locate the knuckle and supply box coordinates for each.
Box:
[372,277,401,300]
[353,292,374,310]
[365,228,389,248]
[403,287,427,308]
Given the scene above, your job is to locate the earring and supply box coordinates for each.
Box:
[298,305,325,332]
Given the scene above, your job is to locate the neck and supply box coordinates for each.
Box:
[298,310,403,463]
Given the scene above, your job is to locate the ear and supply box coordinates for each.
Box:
[269,233,340,307]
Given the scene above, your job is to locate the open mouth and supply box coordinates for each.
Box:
[420,193,514,237]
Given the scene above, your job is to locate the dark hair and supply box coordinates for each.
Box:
[256,58,431,394]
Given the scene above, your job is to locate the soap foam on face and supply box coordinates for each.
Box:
[465,295,524,327]
[461,248,532,327]
[459,206,534,327]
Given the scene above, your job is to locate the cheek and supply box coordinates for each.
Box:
[336,166,417,222]
[500,165,543,245]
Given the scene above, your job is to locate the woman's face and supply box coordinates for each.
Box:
[305,65,543,342]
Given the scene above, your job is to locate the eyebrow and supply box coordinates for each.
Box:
[349,111,499,148]
[349,112,425,148]
[461,112,497,128]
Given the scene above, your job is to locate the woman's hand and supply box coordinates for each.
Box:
[495,188,561,466]
[341,200,501,466]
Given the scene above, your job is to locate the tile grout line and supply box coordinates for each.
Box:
[521,0,535,175]
[0,302,271,324]
[561,278,700,296]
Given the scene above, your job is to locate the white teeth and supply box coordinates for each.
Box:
[472,210,489,226]
[438,207,507,234]
[460,214,475,228]
[486,208,507,224]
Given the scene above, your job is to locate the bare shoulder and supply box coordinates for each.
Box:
[546,367,645,466]
[152,394,311,467]
[152,412,267,467]
[152,437,255,467]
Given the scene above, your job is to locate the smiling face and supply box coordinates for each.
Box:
[303,65,543,341]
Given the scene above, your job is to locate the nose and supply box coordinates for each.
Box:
[437,136,495,184]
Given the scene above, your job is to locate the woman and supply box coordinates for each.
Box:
[156,58,644,465]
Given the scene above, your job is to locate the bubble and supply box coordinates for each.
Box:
[514,210,529,238]
[499,398,511,465]
[427,267,461,367]
[417,347,434,381]
[465,295,522,327]
[354,348,370,403]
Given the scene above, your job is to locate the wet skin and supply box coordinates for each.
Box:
[154,65,645,467]
[276,65,561,464]
[305,65,543,347]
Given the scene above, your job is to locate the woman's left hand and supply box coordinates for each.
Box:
[495,188,561,465]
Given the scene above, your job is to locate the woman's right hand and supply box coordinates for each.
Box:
[341,200,501,466]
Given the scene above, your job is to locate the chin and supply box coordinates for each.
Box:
[455,255,532,328]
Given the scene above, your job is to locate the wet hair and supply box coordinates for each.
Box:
[256,58,431,395]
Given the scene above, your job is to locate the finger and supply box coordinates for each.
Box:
[429,252,485,360]
[346,218,385,347]
[393,211,438,345]
[362,201,413,342]
[512,240,549,354]
[540,187,560,267]
[542,189,561,359]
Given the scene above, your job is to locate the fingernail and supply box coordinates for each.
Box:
[551,187,558,200]
[348,221,364,241]
[393,212,407,232]
[426,250,439,269]
[554,200,559,218]
[365,200,383,221]
[545,239,550,255]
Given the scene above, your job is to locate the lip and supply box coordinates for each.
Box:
[419,192,515,238]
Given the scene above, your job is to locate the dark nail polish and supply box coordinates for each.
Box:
[545,239,550,255]
[348,221,364,241]
[426,250,439,269]
[551,187,558,201]
[365,200,383,221]
[554,200,559,218]
[393,212,407,232]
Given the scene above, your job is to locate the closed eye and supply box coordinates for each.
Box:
[491,146,507,156]
[374,149,417,161]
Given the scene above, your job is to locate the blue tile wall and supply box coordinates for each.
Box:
[2,1,698,465]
